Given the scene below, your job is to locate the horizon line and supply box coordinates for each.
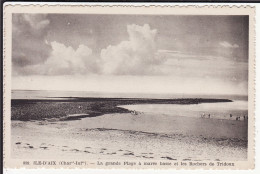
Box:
[11,89,248,97]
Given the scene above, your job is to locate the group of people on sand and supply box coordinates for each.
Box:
[130,110,143,115]
[229,114,248,121]
[200,113,210,118]
[200,112,248,121]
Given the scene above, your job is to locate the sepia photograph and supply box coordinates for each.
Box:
[3,5,255,169]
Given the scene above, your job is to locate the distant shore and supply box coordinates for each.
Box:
[11,97,232,121]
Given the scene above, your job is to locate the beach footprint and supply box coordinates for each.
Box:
[161,156,177,160]
[84,150,91,153]
[20,143,35,149]
[123,152,134,156]
[142,156,154,159]
[71,149,80,152]
[40,146,48,150]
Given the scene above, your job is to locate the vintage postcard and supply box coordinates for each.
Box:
[3,4,255,169]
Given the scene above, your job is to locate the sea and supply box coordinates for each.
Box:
[11,90,247,100]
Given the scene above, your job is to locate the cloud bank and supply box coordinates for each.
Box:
[43,41,99,75]
[100,24,165,75]
[12,14,245,82]
[12,14,99,75]
[15,41,99,75]
[13,18,164,76]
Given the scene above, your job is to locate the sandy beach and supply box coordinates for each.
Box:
[11,107,247,161]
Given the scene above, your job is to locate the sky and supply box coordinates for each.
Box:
[12,14,249,95]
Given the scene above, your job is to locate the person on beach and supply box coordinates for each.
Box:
[131,110,138,115]
[208,114,210,118]
[201,113,205,118]
[230,114,232,118]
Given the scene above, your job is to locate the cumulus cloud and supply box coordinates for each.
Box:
[101,24,166,75]
[219,41,239,48]
[15,41,99,75]
[12,14,52,67]
[12,14,100,76]
[44,41,99,75]
[12,22,168,76]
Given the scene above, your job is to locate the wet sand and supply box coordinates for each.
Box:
[11,98,232,120]
[11,112,247,161]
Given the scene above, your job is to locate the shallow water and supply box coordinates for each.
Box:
[119,100,248,120]
[12,90,247,100]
